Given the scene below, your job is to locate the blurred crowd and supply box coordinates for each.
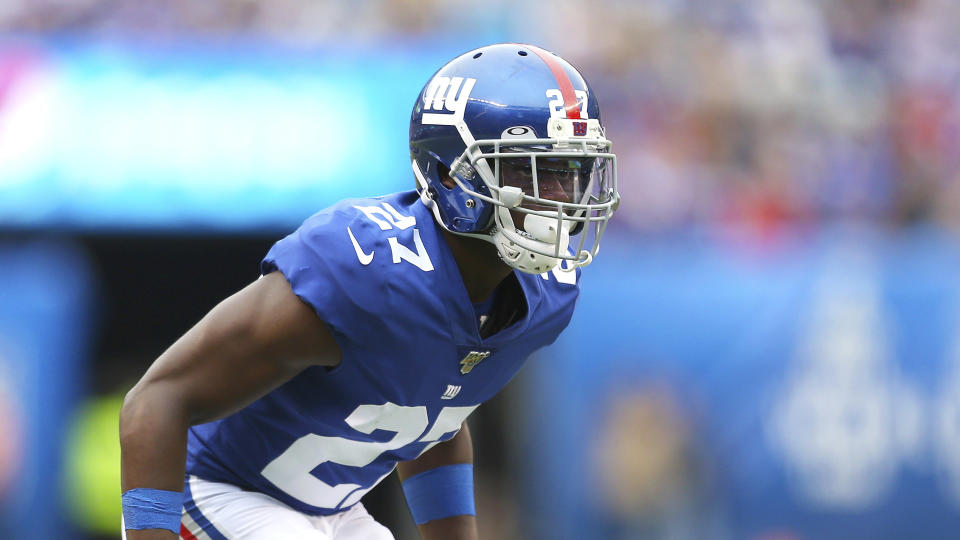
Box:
[556,0,960,237]
[3,0,959,237]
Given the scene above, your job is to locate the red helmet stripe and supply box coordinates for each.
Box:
[526,45,581,119]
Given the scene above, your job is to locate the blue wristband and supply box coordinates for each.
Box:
[121,488,184,534]
[401,463,475,525]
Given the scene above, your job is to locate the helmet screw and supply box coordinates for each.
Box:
[427,186,438,199]
[465,199,476,208]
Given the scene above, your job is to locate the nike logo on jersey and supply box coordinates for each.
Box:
[441,385,462,400]
[347,227,373,265]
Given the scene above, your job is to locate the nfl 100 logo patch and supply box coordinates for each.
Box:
[459,350,491,375]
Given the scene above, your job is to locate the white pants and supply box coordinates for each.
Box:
[123,476,395,540]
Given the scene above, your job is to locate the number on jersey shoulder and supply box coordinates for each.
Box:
[347,202,434,272]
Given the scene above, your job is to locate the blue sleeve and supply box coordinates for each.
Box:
[260,209,384,349]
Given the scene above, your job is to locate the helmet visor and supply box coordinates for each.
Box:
[499,156,592,208]
[489,148,615,222]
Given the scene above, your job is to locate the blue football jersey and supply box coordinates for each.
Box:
[185,190,580,515]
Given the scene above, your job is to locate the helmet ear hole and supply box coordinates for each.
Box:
[437,162,456,190]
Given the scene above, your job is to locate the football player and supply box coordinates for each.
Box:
[119,43,619,540]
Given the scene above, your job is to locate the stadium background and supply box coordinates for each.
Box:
[3,1,960,539]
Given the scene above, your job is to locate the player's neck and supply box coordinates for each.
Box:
[441,229,514,303]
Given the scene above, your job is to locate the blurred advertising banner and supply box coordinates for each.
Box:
[0,242,92,539]
[0,39,446,232]
[522,229,960,540]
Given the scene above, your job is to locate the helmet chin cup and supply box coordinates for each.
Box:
[492,206,572,274]
[525,213,572,247]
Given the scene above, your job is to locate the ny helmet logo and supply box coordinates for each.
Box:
[423,76,476,112]
[422,77,476,126]
[459,351,490,375]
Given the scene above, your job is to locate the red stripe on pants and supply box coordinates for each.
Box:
[180,523,199,540]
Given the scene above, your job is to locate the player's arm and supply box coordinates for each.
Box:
[396,422,478,540]
[119,271,340,540]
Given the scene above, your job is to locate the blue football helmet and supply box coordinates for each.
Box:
[410,43,619,274]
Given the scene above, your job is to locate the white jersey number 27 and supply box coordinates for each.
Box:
[260,403,477,510]
[352,202,435,272]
